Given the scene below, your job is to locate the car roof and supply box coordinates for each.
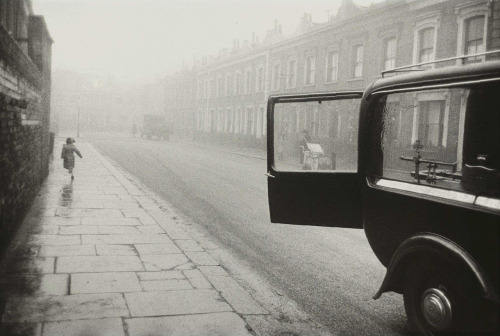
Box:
[368,60,500,94]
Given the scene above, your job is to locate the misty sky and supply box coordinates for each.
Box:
[33,0,383,85]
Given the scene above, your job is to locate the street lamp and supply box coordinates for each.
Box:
[77,100,80,138]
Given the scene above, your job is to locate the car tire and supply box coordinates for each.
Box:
[403,258,479,335]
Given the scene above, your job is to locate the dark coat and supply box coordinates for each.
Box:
[61,144,82,169]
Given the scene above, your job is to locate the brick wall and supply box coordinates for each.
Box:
[0,18,52,254]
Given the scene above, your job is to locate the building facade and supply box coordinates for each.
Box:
[165,0,500,152]
[0,1,52,252]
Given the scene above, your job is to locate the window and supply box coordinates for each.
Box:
[304,55,316,86]
[273,98,361,171]
[234,72,242,95]
[244,69,252,94]
[225,73,233,96]
[383,38,397,71]
[246,107,254,135]
[287,59,297,88]
[418,100,445,148]
[209,78,215,98]
[217,76,223,97]
[261,106,267,136]
[325,50,338,83]
[353,45,364,78]
[418,28,435,63]
[464,16,485,63]
[272,64,281,91]
[227,108,233,132]
[372,84,500,203]
[256,67,264,92]
[456,3,489,64]
[235,108,240,133]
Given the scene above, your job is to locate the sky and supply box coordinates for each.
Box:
[33,0,384,85]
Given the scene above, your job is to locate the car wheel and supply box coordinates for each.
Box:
[403,259,479,335]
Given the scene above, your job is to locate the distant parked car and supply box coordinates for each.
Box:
[141,114,172,140]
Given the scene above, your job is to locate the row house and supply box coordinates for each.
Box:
[168,0,499,150]
[0,1,52,251]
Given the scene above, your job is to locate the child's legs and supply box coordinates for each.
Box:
[68,167,73,175]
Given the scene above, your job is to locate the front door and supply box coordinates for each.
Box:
[267,92,364,228]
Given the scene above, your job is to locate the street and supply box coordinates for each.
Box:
[91,137,409,335]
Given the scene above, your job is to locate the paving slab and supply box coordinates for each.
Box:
[56,256,144,273]
[69,200,104,209]
[136,225,165,234]
[185,251,219,266]
[39,217,81,226]
[56,208,124,218]
[183,269,212,289]
[82,234,173,245]
[140,254,190,271]
[101,186,128,195]
[126,312,253,336]
[71,272,142,294]
[136,271,185,281]
[43,318,126,336]
[30,225,59,235]
[140,279,193,291]
[2,293,129,323]
[103,201,141,209]
[81,217,141,226]
[59,225,99,235]
[199,265,229,277]
[95,244,137,256]
[134,243,181,255]
[39,244,95,257]
[98,226,141,235]
[122,211,157,225]
[30,234,80,246]
[125,289,232,317]
[175,239,204,252]
[38,274,69,295]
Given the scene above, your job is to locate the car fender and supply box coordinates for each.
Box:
[373,233,498,302]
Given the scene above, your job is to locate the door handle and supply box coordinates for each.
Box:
[265,172,275,178]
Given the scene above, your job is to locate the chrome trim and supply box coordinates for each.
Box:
[371,77,500,96]
[421,288,453,330]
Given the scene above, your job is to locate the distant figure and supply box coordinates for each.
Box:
[132,123,137,138]
[299,130,311,164]
[61,138,82,181]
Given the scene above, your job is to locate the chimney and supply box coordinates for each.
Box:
[274,19,278,32]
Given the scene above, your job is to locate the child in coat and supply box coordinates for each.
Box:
[61,138,82,180]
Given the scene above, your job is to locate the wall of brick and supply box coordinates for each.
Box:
[0,17,52,254]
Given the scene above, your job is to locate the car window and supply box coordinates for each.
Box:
[370,83,499,207]
[273,98,360,172]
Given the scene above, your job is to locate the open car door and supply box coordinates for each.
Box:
[267,92,363,228]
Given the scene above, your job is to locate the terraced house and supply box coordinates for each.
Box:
[165,0,500,157]
[0,0,52,251]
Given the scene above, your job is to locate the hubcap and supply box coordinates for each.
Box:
[421,288,453,330]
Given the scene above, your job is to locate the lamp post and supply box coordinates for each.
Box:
[77,101,80,138]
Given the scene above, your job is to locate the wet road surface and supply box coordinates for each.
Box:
[91,138,408,335]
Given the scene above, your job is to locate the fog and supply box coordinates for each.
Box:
[34,0,383,85]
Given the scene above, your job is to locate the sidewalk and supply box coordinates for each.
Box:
[0,140,330,336]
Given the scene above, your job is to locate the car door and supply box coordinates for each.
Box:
[267,92,364,228]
